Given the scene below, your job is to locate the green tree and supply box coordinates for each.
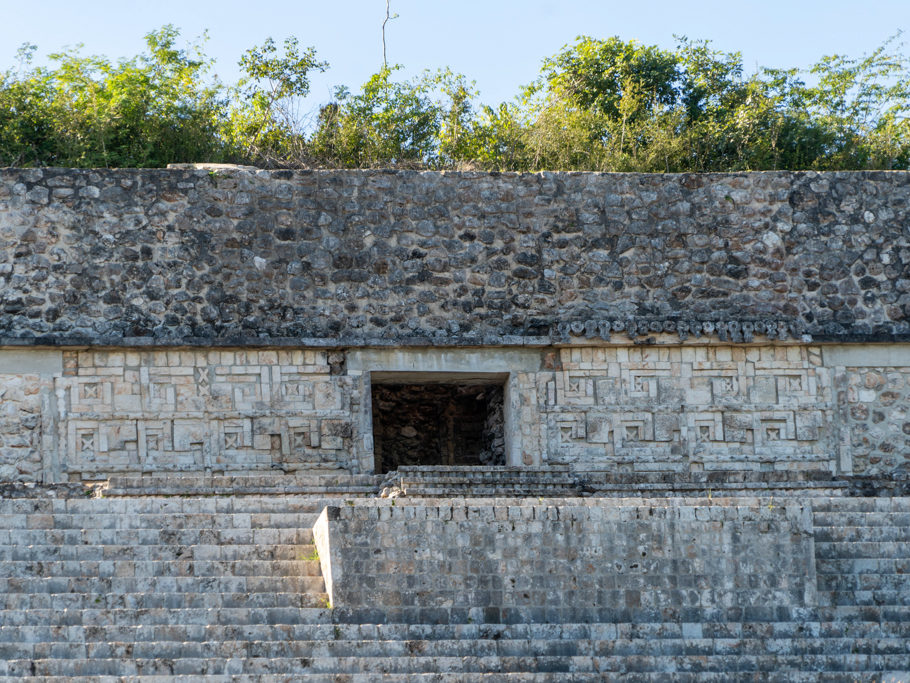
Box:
[0,26,225,167]
[462,102,529,171]
[516,36,684,171]
[803,34,910,169]
[310,67,437,167]
[0,45,59,166]
[514,33,910,172]
[434,69,479,166]
[538,36,678,119]
[2,27,909,172]
[309,66,477,169]
[225,36,327,166]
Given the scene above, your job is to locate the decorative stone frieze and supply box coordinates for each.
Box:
[2,343,905,481]
[53,349,355,480]
[540,345,833,472]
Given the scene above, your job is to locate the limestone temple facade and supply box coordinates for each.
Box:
[0,167,909,679]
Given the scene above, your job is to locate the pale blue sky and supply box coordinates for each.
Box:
[2,0,908,115]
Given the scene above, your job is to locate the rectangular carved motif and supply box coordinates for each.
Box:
[58,350,354,475]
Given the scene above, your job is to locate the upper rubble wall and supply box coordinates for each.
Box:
[2,168,909,347]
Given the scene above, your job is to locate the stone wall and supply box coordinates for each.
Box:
[541,344,832,473]
[4,168,910,481]
[3,343,910,482]
[51,348,357,481]
[0,374,50,481]
[3,168,910,347]
[827,345,910,476]
[0,350,58,481]
[316,499,816,624]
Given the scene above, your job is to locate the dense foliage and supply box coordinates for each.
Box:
[2,27,909,171]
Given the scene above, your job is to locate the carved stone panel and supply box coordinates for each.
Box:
[545,345,834,472]
[57,350,354,476]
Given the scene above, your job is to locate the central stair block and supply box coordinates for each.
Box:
[314,498,818,624]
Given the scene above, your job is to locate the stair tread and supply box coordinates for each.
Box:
[5,652,910,674]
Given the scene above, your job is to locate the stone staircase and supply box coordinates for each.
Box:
[0,495,333,678]
[89,467,906,500]
[104,472,382,497]
[0,493,908,679]
[813,497,910,608]
[379,465,854,498]
[380,466,579,497]
[2,614,910,679]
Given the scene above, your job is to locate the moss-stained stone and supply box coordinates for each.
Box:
[3,169,910,346]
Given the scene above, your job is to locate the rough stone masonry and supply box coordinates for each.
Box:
[2,169,910,679]
[3,168,910,346]
[2,168,910,483]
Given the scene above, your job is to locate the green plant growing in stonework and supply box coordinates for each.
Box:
[302,546,319,562]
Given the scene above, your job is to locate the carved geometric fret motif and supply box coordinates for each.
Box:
[58,350,354,476]
[544,345,834,472]
[55,344,839,477]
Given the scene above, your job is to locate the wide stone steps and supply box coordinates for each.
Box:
[817,573,910,592]
[0,526,319,542]
[824,591,910,607]
[0,558,322,577]
[2,532,314,551]
[104,473,382,496]
[0,493,907,678]
[0,513,323,528]
[382,467,578,497]
[814,542,910,560]
[0,497,332,515]
[380,468,858,499]
[2,620,908,644]
[812,513,910,528]
[573,471,850,498]
[0,675,646,683]
[0,576,327,596]
[4,652,910,677]
[1,602,908,624]
[0,607,334,627]
[2,530,315,549]
[0,591,329,610]
[814,526,910,543]
[389,482,580,498]
[817,557,910,574]
[0,675,901,683]
[812,504,910,610]
[392,486,578,498]
[812,498,910,511]
[2,635,910,658]
[0,495,332,625]
[0,512,324,527]
[0,543,316,561]
[813,511,910,524]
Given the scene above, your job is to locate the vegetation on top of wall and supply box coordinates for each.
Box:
[2,27,909,171]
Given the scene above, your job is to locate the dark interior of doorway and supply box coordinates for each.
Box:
[371,381,506,474]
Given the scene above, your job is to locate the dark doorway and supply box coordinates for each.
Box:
[371,378,506,474]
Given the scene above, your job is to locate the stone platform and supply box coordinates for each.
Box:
[0,484,907,680]
[90,466,909,499]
